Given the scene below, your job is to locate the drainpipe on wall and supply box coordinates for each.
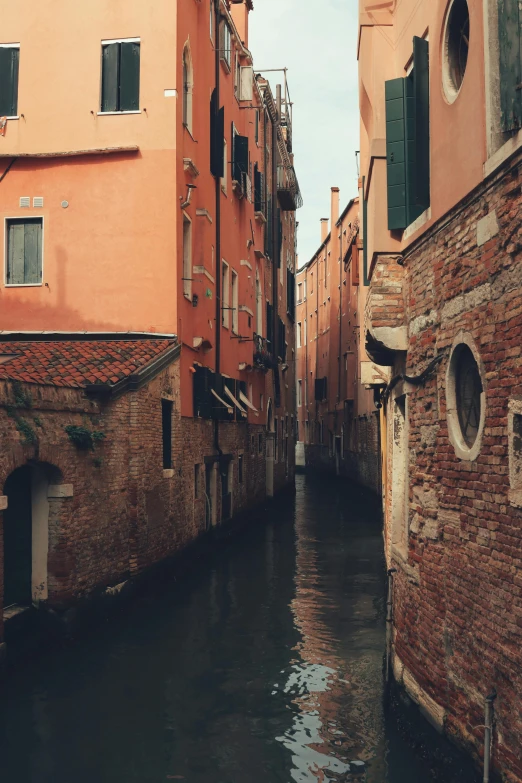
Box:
[338,220,343,405]
[483,689,497,783]
[214,0,222,457]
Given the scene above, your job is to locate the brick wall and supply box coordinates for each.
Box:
[385,151,522,782]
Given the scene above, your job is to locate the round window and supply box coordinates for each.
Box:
[443,0,470,102]
[456,345,482,447]
[446,337,485,461]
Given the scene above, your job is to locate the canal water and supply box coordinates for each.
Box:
[0,474,479,783]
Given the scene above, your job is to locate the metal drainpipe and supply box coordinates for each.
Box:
[483,689,497,783]
[385,568,397,685]
[338,224,343,404]
[213,0,222,457]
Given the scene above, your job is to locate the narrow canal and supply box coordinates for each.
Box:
[0,475,478,783]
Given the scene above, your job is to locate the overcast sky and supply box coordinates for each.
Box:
[249,0,360,267]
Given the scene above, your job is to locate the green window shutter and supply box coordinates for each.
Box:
[210,90,224,178]
[413,36,430,214]
[0,47,19,117]
[386,78,409,230]
[7,219,42,285]
[499,0,522,132]
[102,43,119,112]
[119,42,140,111]
[233,134,248,182]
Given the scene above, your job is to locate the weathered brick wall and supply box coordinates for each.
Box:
[0,358,292,644]
[366,255,406,331]
[386,151,522,782]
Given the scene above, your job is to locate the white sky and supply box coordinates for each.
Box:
[249,0,360,267]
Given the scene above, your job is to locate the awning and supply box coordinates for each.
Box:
[211,388,233,414]
[224,386,247,414]
[239,390,258,413]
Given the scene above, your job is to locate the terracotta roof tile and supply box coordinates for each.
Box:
[0,339,177,389]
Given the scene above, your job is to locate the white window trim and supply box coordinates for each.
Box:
[221,138,228,195]
[222,260,230,328]
[231,268,239,334]
[445,332,486,462]
[97,111,141,116]
[4,215,44,287]
[101,37,140,45]
[99,38,141,115]
[182,213,193,301]
[0,43,20,48]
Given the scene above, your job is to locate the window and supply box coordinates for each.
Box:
[222,261,230,327]
[220,22,232,69]
[183,215,192,300]
[310,272,314,293]
[255,109,259,144]
[0,44,20,118]
[182,44,193,132]
[6,218,42,286]
[238,454,243,484]
[231,269,239,334]
[221,139,228,194]
[297,322,302,348]
[258,433,263,455]
[443,0,469,101]
[234,52,241,96]
[297,380,302,407]
[297,283,302,303]
[101,39,140,113]
[508,400,522,507]
[210,0,215,42]
[385,36,430,230]
[194,464,200,499]
[446,336,486,461]
[162,399,173,469]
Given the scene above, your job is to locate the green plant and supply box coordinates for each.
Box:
[12,380,32,409]
[15,417,37,445]
[65,425,105,451]
[33,416,43,428]
[92,456,103,468]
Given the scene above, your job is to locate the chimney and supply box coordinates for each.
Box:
[320,218,329,244]
[331,187,340,228]
[230,0,252,49]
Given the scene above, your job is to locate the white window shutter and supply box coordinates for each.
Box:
[239,66,253,101]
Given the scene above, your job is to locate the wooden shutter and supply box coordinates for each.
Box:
[499,0,522,132]
[386,78,409,230]
[7,219,42,285]
[265,197,273,255]
[193,365,213,419]
[413,36,430,214]
[233,134,249,182]
[266,301,273,347]
[0,47,19,117]
[119,42,140,111]
[101,43,119,112]
[161,400,173,469]
[254,165,263,212]
[210,90,225,178]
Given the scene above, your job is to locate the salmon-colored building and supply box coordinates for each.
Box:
[0,0,301,653]
[360,0,522,777]
[295,189,380,493]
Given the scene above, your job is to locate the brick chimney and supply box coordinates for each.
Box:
[331,187,340,229]
[230,0,252,48]
[320,218,329,244]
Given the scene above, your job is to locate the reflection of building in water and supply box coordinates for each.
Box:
[277,487,387,781]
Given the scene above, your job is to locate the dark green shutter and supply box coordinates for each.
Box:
[266,302,273,347]
[0,47,19,117]
[265,197,272,255]
[210,90,224,178]
[277,208,283,267]
[413,36,430,214]
[233,134,248,182]
[254,165,263,212]
[386,78,409,230]
[119,42,140,111]
[101,43,119,112]
[499,0,522,132]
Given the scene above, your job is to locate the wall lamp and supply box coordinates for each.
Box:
[180,183,197,209]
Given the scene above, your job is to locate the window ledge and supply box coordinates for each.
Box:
[5,283,43,288]
[5,116,19,121]
[484,128,522,179]
[163,468,175,478]
[97,111,141,116]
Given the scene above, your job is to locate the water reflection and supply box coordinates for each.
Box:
[0,474,477,783]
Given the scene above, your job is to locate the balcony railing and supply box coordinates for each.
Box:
[253,333,274,372]
[277,165,303,211]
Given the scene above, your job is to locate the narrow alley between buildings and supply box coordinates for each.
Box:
[0,476,478,783]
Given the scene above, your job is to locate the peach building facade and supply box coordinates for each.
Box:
[0,0,301,652]
[295,190,380,494]
[360,0,522,778]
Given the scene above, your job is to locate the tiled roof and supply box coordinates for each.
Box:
[0,339,178,388]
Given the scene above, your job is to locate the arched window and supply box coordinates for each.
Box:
[182,44,193,132]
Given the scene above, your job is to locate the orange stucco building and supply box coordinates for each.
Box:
[360,0,522,777]
[0,0,301,648]
[295,190,380,493]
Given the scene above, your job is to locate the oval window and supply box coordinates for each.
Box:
[443,0,470,102]
[456,345,482,447]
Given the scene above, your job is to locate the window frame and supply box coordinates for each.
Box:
[99,37,141,115]
[0,43,20,120]
[5,216,44,287]
[161,398,173,470]
[231,268,239,334]
[220,21,232,70]
[222,260,230,328]
[182,43,194,133]
[182,213,193,300]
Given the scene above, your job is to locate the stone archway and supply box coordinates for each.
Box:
[1,461,70,611]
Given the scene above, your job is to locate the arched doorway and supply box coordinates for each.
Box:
[3,466,32,608]
[2,462,62,610]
